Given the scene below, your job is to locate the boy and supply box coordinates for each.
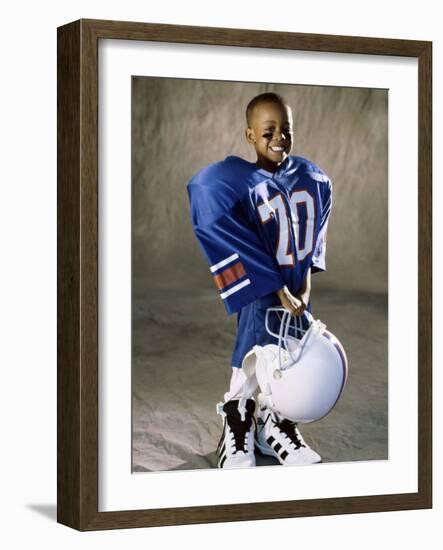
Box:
[187,92,332,468]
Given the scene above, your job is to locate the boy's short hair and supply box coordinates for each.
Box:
[246,92,289,126]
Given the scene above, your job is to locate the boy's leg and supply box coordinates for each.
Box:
[216,294,321,468]
[251,301,322,465]
[216,366,257,468]
[255,395,322,465]
[216,299,265,469]
[223,366,257,402]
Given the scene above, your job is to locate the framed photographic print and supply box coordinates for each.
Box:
[57,19,432,530]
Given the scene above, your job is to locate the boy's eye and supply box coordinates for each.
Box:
[262,128,292,138]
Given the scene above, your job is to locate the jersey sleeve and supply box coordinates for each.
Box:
[311,177,332,273]
[188,180,284,315]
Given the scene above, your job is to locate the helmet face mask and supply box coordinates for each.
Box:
[243,308,348,423]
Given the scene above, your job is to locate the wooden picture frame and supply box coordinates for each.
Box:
[57,18,432,530]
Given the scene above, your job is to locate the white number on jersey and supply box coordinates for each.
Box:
[258,190,316,266]
[257,193,294,267]
[290,190,315,261]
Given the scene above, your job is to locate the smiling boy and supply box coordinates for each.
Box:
[187,92,332,469]
[245,94,312,317]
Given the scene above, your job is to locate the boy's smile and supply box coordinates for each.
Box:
[245,101,293,173]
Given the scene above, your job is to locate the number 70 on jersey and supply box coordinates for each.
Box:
[257,190,315,266]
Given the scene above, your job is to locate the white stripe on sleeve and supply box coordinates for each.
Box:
[220,279,251,299]
[210,253,239,273]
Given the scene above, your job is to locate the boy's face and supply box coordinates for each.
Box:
[245,101,293,172]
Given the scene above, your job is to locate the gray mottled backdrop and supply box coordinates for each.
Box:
[132,78,388,472]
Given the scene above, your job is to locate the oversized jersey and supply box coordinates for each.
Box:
[187,155,332,315]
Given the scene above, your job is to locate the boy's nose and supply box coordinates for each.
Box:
[274,130,286,139]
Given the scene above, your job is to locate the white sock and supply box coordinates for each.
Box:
[223,367,258,402]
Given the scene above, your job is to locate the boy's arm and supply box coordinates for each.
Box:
[188,181,285,315]
[277,268,311,317]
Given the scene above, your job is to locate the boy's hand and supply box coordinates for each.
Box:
[277,286,305,316]
[295,287,310,315]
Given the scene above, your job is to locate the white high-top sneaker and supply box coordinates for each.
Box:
[255,400,322,466]
[216,398,257,469]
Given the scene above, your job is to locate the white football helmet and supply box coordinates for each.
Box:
[242,307,348,423]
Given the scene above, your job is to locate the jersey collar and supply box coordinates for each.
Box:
[224,155,291,179]
[256,156,290,178]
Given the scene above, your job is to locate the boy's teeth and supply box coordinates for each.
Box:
[271,146,284,152]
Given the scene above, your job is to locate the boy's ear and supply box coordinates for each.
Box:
[245,127,256,144]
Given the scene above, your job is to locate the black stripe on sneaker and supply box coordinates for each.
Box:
[274,443,282,453]
[280,450,288,460]
[217,422,227,454]
[267,436,275,446]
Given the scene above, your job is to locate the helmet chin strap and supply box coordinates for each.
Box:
[258,389,279,416]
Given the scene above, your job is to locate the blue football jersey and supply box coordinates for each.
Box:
[187,155,332,315]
